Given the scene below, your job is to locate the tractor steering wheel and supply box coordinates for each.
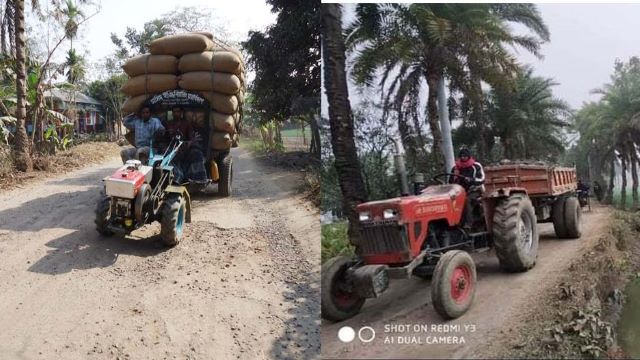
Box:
[432,173,470,185]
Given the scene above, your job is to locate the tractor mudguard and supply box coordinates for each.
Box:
[165,185,192,223]
[483,186,528,199]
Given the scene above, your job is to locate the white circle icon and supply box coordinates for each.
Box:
[358,326,376,343]
[338,326,356,343]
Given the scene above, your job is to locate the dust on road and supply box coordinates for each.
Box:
[0,146,320,359]
[321,205,611,359]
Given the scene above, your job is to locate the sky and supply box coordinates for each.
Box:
[30,0,277,80]
[322,3,640,116]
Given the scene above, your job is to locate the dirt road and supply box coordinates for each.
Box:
[321,205,611,359]
[0,147,320,359]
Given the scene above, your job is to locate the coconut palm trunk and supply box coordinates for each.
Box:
[425,70,444,168]
[630,148,638,210]
[620,150,627,209]
[605,154,615,205]
[12,0,32,171]
[322,3,367,245]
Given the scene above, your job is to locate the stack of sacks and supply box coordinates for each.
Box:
[120,32,245,151]
[177,46,245,150]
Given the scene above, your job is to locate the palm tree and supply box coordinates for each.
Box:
[322,3,368,244]
[64,47,85,84]
[12,0,31,171]
[454,4,550,159]
[487,67,571,160]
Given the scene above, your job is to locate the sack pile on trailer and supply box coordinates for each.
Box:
[120,32,245,150]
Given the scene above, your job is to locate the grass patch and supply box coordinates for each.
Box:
[281,128,311,138]
[321,221,354,263]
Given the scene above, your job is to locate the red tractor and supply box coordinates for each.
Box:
[322,153,580,321]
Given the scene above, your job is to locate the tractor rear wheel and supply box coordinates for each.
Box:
[321,256,365,322]
[492,194,539,272]
[95,196,114,237]
[563,196,582,238]
[217,152,232,197]
[160,194,186,247]
[552,197,568,238]
[431,250,476,319]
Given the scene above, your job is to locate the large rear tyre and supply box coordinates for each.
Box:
[431,250,476,319]
[217,152,232,197]
[160,195,186,247]
[493,194,539,272]
[563,196,582,238]
[95,196,114,237]
[321,256,365,322]
[552,197,568,238]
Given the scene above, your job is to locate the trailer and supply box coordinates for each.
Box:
[484,163,582,239]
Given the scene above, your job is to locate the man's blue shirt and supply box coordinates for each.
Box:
[124,116,164,148]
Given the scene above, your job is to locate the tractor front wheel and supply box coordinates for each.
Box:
[431,250,476,319]
[492,194,539,272]
[95,195,114,237]
[160,194,186,247]
[321,256,365,322]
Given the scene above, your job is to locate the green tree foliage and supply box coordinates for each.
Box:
[243,0,320,124]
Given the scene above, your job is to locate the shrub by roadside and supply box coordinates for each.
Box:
[485,210,640,359]
[321,221,354,263]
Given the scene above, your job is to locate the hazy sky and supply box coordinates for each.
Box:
[33,0,277,79]
[322,3,640,115]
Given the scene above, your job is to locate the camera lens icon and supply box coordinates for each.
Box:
[338,326,356,343]
[338,326,376,343]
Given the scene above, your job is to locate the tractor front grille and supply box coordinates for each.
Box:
[358,221,410,256]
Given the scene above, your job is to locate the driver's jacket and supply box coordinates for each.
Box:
[450,162,485,192]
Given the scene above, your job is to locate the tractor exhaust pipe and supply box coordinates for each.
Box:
[391,137,410,196]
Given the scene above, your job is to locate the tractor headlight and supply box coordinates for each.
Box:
[383,209,398,220]
[359,211,371,222]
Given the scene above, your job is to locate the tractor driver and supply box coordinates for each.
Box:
[449,148,485,229]
[121,106,165,164]
[165,106,208,187]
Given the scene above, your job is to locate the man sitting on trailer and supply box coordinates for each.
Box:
[121,106,165,164]
[164,106,208,187]
[450,148,486,229]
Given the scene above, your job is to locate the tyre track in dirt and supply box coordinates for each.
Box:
[0,146,320,360]
[321,205,611,359]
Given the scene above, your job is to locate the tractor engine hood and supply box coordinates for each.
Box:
[356,184,466,226]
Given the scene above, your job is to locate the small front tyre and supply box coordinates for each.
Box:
[95,196,114,237]
[160,195,186,247]
[321,256,365,322]
[431,250,476,320]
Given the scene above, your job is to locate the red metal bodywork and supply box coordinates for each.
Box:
[355,184,467,265]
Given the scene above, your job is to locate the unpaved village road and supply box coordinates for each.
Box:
[322,205,611,359]
[0,147,320,360]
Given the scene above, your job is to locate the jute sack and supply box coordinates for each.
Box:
[122,94,149,114]
[210,111,236,134]
[200,92,239,115]
[237,90,245,105]
[179,72,241,95]
[193,31,214,40]
[178,51,243,75]
[149,33,214,56]
[210,131,233,150]
[122,54,178,76]
[121,74,178,97]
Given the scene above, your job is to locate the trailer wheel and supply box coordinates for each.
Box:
[321,256,365,322]
[217,152,232,197]
[492,194,539,272]
[552,197,568,238]
[160,194,186,247]
[563,196,582,238]
[95,196,114,237]
[431,250,476,319]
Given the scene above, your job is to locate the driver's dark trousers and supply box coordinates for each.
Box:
[462,186,484,229]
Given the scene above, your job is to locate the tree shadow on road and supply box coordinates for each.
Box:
[270,273,321,360]
[27,229,169,275]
